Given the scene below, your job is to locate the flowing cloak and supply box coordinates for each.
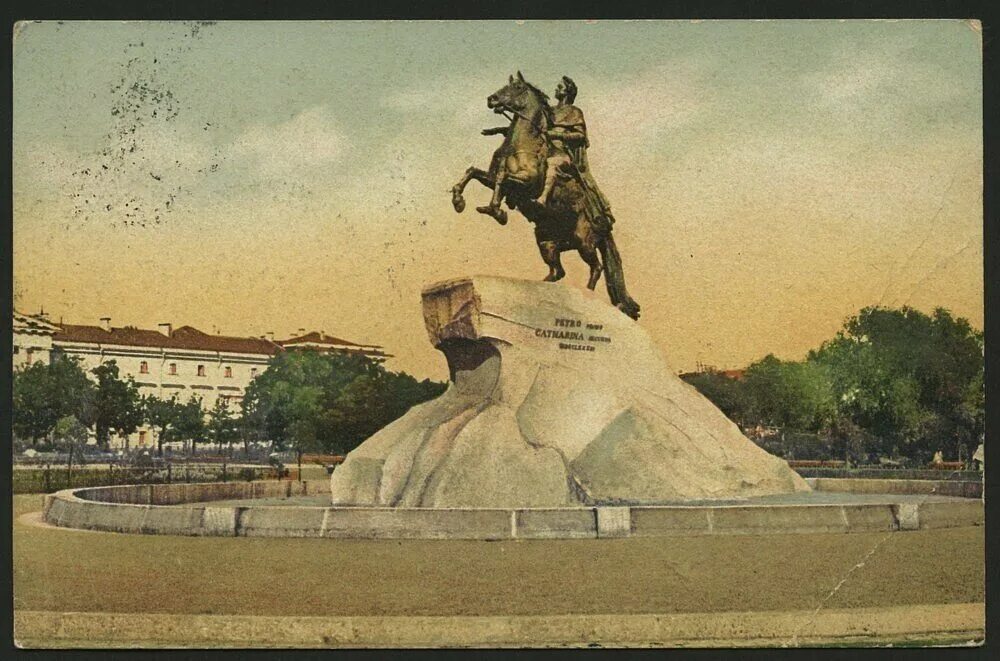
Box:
[551,104,612,215]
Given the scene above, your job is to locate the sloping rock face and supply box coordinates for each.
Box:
[331,276,809,508]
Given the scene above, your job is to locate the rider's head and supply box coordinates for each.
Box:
[556,76,578,104]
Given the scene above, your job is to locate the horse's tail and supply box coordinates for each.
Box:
[598,231,641,320]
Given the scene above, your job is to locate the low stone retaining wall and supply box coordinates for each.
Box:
[794,467,981,481]
[41,478,984,540]
[805,477,983,499]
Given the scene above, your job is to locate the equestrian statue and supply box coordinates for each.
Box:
[450,72,641,320]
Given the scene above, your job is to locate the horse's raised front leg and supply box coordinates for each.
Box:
[475,169,508,225]
[452,167,493,213]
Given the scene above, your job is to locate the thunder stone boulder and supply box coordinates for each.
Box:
[330,276,809,508]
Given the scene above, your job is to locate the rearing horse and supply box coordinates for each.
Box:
[450,72,641,320]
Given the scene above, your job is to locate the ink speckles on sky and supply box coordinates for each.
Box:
[65,24,221,229]
[12,20,983,379]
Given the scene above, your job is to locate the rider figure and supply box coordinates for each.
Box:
[537,76,613,231]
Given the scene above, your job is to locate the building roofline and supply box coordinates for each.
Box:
[24,316,386,359]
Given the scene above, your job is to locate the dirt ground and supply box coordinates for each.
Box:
[13,495,984,618]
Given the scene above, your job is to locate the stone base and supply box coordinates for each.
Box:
[331,276,809,508]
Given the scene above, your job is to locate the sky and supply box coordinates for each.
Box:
[13,20,983,381]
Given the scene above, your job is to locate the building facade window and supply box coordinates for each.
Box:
[224,366,232,378]
[250,367,257,378]
[169,363,177,375]
[197,365,206,377]
[139,360,149,374]
[25,349,33,365]
[138,430,147,446]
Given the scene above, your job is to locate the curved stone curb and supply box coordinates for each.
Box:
[14,603,985,648]
[41,479,984,539]
[807,477,983,499]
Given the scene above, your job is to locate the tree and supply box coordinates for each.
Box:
[206,398,240,455]
[810,306,983,462]
[741,356,836,433]
[955,369,985,463]
[319,360,447,454]
[238,397,267,456]
[172,396,206,456]
[241,351,446,455]
[13,356,95,443]
[52,415,90,451]
[87,361,144,449]
[681,370,750,426]
[685,305,983,464]
[144,395,182,457]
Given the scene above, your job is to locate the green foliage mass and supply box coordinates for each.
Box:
[13,356,95,442]
[685,306,983,464]
[88,361,144,448]
[143,394,180,455]
[206,397,239,452]
[13,349,443,456]
[52,415,90,450]
[742,356,837,432]
[241,351,446,455]
[143,394,206,456]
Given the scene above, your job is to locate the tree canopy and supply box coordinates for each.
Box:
[144,394,180,456]
[684,306,983,464]
[206,397,240,453]
[174,396,207,453]
[241,351,446,455]
[52,414,90,451]
[13,356,95,442]
[88,361,144,448]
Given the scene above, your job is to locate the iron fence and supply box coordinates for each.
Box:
[12,462,280,494]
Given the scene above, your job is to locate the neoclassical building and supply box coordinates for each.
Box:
[12,311,388,449]
[12,311,61,370]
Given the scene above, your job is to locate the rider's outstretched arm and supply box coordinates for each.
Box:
[482,126,509,136]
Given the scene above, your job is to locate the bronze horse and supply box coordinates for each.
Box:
[450,72,640,320]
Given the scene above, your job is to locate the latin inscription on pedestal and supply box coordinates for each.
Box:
[534,317,612,352]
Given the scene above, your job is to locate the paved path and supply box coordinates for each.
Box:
[14,603,985,648]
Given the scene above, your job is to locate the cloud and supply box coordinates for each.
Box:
[799,51,906,132]
[800,37,975,130]
[14,127,207,228]
[585,58,718,153]
[230,106,348,178]
[812,60,895,104]
[380,89,440,113]
[346,79,501,209]
[380,80,490,132]
[15,105,352,227]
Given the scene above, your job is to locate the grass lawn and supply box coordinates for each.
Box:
[12,494,984,618]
